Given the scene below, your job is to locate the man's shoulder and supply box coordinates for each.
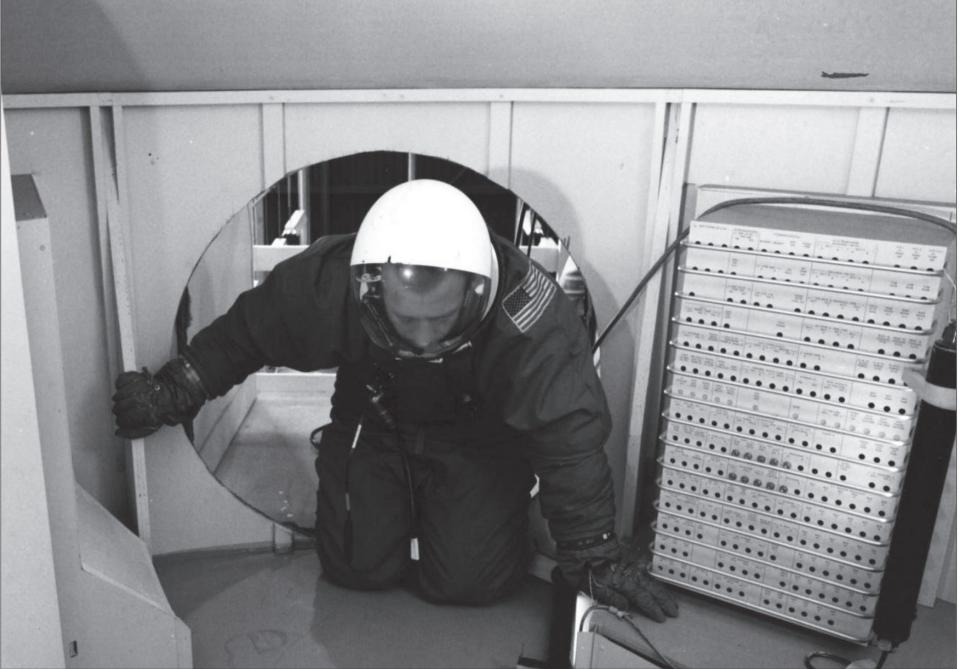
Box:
[288,233,355,264]
[271,233,355,277]
[267,233,355,300]
[489,236,576,341]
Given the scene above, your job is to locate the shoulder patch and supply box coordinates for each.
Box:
[501,263,557,333]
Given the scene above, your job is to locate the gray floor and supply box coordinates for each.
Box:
[154,547,956,669]
[154,549,553,669]
[163,390,957,668]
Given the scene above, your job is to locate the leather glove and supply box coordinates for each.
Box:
[112,357,209,439]
[585,556,679,623]
[556,533,678,623]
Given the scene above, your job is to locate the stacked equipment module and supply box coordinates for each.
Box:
[650,202,954,642]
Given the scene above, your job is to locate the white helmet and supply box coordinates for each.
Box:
[350,179,499,359]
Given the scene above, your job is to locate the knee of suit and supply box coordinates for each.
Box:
[417,556,528,605]
[319,557,407,592]
[314,543,409,592]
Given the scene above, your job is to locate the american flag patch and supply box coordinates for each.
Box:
[502,264,557,333]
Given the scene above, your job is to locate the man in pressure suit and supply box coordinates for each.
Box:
[112,179,677,620]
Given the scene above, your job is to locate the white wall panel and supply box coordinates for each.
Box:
[4,108,128,523]
[122,105,263,364]
[284,103,492,177]
[687,105,860,194]
[121,105,273,553]
[510,101,659,518]
[876,108,957,203]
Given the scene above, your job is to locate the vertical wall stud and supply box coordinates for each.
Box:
[89,106,122,412]
[487,101,513,188]
[261,103,285,191]
[620,100,693,537]
[106,103,152,548]
[847,106,888,197]
[406,153,416,181]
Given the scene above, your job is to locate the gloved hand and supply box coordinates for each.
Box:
[584,555,679,623]
[112,357,209,438]
[556,533,678,622]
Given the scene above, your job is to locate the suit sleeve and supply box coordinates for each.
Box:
[493,274,617,548]
[183,239,356,398]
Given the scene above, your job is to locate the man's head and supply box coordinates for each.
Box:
[350,180,498,359]
[380,264,470,354]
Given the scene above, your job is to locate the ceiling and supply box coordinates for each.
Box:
[1,0,956,95]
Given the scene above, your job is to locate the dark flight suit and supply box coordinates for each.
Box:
[182,232,618,603]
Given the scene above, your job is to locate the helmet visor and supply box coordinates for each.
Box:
[352,263,490,359]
